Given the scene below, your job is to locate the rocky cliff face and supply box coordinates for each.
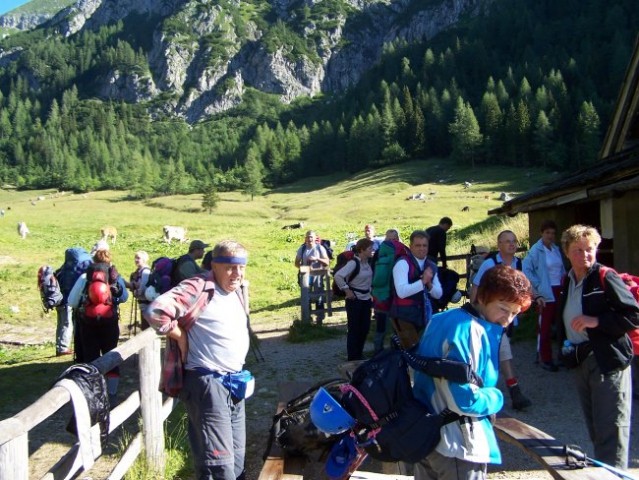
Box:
[36,0,489,122]
[0,12,51,31]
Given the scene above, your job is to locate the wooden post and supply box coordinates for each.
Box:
[0,432,28,480]
[299,266,311,324]
[139,336,165,473]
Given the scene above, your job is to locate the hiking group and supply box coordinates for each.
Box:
[33,218,639,480]
[292,220,639,479]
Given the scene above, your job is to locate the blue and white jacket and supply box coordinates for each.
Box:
[522,239,565,302]
[413,305,504,464]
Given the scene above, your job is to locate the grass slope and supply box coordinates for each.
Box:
[0,159,555,331]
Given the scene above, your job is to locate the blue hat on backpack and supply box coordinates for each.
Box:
[310,387,355,435]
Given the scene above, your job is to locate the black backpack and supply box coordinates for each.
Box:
[340,346,482,463]
[331,251,363,297]
[264,378,347,459]
[486,251,522,271]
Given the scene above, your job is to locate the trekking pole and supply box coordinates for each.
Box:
[564,445,638,480]
[249,323,265,362]
[128,297,135,337]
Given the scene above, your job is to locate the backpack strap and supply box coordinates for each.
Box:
[345,257,368,294]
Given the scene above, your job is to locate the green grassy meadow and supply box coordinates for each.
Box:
[0,159,554,331]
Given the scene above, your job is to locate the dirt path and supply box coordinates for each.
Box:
[3,318,639,479]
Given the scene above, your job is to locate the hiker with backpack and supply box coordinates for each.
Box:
[470,230,532,411]
[54,246,93,357]
[522,220,566,372]
[125,250,152,330]
[68,248,128,405]
[333,238,375,360]
[295,230,330,323]
[372,228,400,353]
[145,240,253,480]
[174,239,209,284]
[413,265,533,480]
[557,225,639,470]
[390,229,442,349]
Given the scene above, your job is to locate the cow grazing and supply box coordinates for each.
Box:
[499,192,513,202]
[463,181,472,189]
[281,222,305,230]
[461,206,470,212]
[163,225,187,243]
[17,221,29,239]
[100,226,118,244]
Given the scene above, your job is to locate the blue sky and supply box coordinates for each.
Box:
[0,1,31,16]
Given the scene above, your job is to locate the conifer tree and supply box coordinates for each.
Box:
[202,183,220,214]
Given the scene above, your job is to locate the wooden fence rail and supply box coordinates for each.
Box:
[0,328,176,480]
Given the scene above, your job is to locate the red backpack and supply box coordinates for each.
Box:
[598,266,639,355]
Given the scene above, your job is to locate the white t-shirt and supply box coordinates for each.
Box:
[186,286,249,373]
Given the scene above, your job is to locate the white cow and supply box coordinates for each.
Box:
[163,225,187,243]
[17,221,29,239]
[100,225,118,244]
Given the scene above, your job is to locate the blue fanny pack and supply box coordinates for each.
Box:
[222,370,255,400]
[192,368,255,400]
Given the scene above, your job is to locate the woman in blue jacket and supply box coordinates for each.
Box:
[413,265,532,479]
[522,220,566,371]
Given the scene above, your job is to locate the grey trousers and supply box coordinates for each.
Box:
[181,370,246,480]
[573,354,631,469]
[414,450,487,480]
[55,304,74,352]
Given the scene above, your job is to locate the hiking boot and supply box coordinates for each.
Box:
[509,384,532,410]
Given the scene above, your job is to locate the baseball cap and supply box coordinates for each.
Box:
[189,240,210,251]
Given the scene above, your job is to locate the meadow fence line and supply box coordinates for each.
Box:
[0,328,176,480]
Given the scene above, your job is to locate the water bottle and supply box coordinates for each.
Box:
[562,340,575,356]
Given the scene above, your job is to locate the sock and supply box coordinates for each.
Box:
[506,377,518,388]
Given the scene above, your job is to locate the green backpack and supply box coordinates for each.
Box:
[371,239,411,312]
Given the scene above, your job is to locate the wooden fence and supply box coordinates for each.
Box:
[0,328,175,480]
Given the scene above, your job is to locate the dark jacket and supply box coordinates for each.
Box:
[426,225,447,268]
[557,263,639,374]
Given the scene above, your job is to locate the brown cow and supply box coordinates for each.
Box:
[100,226,118,244]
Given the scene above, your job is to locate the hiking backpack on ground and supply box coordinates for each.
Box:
[598,266,639,355]
[80,263,117,322]
[264,378,347,459]
[144,257,176,301]
[37,265,63,312]
[370,239,412,312]
[331,251,361,297]
[339,345,482,463]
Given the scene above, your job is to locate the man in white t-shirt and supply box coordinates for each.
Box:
[295,230,330,322]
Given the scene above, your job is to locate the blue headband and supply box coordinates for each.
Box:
[211,255,247,265]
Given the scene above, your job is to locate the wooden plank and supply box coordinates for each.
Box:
[494,416,620,480]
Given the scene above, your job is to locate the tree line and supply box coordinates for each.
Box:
[0,0,635,197]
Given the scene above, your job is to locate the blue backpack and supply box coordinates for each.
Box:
[56,247,93,302]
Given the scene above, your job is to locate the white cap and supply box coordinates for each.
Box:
[90,239,110,256]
